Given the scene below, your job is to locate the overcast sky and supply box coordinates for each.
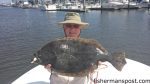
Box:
[0,0,11,3]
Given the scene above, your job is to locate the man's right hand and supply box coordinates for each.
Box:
[44,64,52,72]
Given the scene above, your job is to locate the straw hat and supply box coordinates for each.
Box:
[58,12,89,29]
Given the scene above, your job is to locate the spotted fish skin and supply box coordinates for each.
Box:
[31,38,126,76]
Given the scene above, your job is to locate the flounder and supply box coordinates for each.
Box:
[31,38,126,76]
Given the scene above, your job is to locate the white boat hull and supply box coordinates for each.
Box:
[40,4,57,11]
[12,58,150,84]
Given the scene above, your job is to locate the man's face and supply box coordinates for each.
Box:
[63,23,81,38]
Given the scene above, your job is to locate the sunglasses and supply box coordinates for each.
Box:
[64,24,80,28]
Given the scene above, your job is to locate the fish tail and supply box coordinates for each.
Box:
[110,52,126,71]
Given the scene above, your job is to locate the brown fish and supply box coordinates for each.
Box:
[31,38,126,76]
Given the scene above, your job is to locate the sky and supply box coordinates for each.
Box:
[0,0,11,3]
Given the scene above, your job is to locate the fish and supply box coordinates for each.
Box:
[31,38,126,77]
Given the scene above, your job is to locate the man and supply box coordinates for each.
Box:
[45,12,108,84]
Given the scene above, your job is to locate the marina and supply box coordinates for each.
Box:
[0,7,150,83]
[8,0,150,11]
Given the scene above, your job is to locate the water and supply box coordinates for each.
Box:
[0,7,150,84]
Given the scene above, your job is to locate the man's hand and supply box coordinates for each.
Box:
[44,64,52,72]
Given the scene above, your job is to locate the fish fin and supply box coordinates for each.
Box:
[31,53,42,64]
[110,52,127,71]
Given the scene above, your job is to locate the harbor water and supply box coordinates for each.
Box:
[0,7,150,84]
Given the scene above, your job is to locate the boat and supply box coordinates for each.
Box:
[121,0,140,9]
[39,0,57,11]
[86,3,102,10]
[88,1,124,10]
[12,58,150,84]
[101,1,124,10]
[57,0,87,12]
[39,4,57,11]
[21,1,32,9]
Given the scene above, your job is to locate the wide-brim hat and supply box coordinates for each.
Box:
[58,12,89,29]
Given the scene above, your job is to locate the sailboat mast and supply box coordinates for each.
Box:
[83,0,86,11]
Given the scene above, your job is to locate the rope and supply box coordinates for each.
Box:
[88,62,108,84]
[67,76,70,84]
